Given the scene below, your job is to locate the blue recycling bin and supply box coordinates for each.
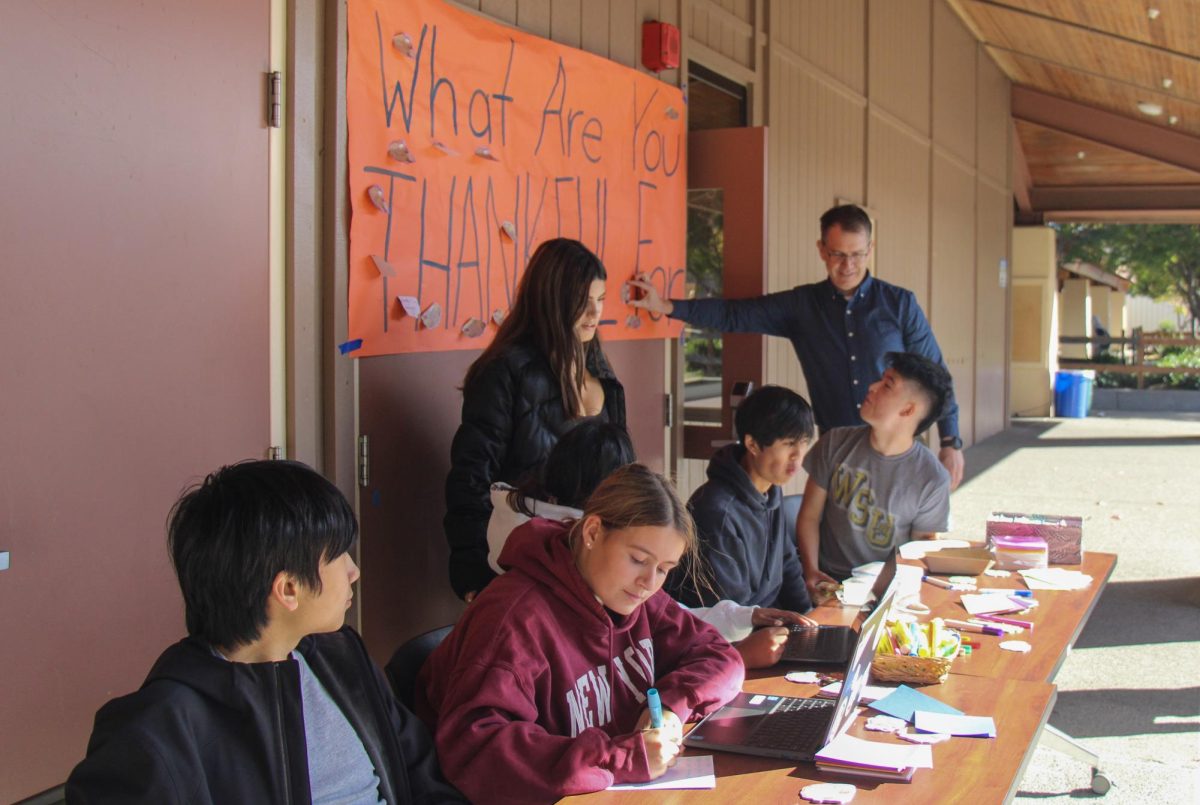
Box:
[1054,370,1095,418]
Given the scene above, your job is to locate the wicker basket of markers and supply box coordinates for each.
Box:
[870,618,961,685]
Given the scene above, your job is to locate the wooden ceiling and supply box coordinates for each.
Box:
[946,0,1200,222]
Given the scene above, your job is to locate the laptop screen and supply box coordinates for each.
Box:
[821,583,898,744]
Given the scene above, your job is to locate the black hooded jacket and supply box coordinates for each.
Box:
[66,627,465,804]
[668,443,812,613]
[444,340,625,599]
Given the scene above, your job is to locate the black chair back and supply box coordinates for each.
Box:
[385,625,453,712]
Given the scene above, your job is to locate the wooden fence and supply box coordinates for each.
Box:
[1059,327,1200,389]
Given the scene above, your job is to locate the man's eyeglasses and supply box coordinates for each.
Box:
[823,247,870,264]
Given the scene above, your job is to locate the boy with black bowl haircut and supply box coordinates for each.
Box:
[67,460,465,804]
[669,385,817,617]
[798,352,953,596]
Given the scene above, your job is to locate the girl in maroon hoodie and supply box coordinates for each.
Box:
[416,464,744,804]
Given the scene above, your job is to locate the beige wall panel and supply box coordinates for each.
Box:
[691,0,755,69]
[868,0,931,135]
[774,0,866,95]
[975,180,1009,441]
[581,1,610,57]
[610,0,638,68]
[479,0,516,21]
[676,457,708,500]
[867,115,932,310]
[1011,283,1044,365]
[976,53,1010,188]
[550,0,582,47]
[932,0,975,163]
[516,0,551,37]
[765,57,866,414]
[931,153,976,444]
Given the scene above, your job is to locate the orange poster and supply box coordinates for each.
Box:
[347,0,686,356]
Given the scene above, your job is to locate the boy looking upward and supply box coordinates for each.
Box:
[799,352,953,596]
[67,460,465,804]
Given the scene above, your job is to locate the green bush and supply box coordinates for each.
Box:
[1159,346,1200,390]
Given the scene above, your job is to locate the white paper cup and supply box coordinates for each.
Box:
[838,578,872,607]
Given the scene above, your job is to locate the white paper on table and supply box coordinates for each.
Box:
[914,710,997,737]
[816,734,934,770]
[960,593,1024,615]
[607,755,716,790]
[1018,568,1093,590]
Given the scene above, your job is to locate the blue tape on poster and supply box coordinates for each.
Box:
[338,339,364,355]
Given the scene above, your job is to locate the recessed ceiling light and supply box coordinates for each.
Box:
[1138,101,1164,116]
[1162,78,1174,89]
[1148,8,1161,20]
[1076,151,1086,160]
[1168,115,1179,125]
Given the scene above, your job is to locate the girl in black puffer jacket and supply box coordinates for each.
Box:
[444,238,627,600]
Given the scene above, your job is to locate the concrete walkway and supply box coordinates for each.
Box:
[948,413,1200,804]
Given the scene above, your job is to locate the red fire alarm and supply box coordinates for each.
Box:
[642,21,680,72]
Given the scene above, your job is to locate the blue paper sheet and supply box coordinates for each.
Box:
[867,684,964,722]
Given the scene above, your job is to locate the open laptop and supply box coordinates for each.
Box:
[684,583,897,762]
[780,548,897,664]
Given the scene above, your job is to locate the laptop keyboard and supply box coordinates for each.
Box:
[783,626,848,660]
[744,697,835,749]
[788,626,842,649]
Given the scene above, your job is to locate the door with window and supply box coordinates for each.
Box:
[671,65,768,490]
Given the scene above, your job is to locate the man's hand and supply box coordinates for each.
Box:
[752,607,817,628]
[734,626,790,669]
[804,570,840,605]
[938,446,964,491]
[625,275,674,316]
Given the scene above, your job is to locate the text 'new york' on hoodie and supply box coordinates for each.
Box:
[415,517,745,804]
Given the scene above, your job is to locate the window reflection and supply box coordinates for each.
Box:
[684,187,724,425]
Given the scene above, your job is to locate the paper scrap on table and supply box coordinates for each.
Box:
[914,710,997,738]
[865,715,907,733]
[1019,568,1093,590]
[1000,640,1032,653]
[869,685,963,722]
[786,670,823,684]
[816,733,933,770]
[984,568,1012,578]
[898,538,971,560]
[607,755,715,790]
[800,782,858,803]
[961,594,1024,616]
[898,729,950,745]
[819,681,894,703]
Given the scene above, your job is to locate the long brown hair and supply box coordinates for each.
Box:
[569,464,714,599]
[464,238,608,417]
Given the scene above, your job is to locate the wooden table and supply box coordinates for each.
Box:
[563,552,1115,803]
[564,672,1056,804]
[907,552,1116,683]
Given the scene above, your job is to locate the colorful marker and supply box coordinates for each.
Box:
[976,613,1034,631]
[647,688,663,729]
[944,618,1005,636]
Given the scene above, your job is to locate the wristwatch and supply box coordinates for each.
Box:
[940,436,963,450]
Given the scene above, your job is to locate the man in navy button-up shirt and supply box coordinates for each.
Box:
[629,204,965,489]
